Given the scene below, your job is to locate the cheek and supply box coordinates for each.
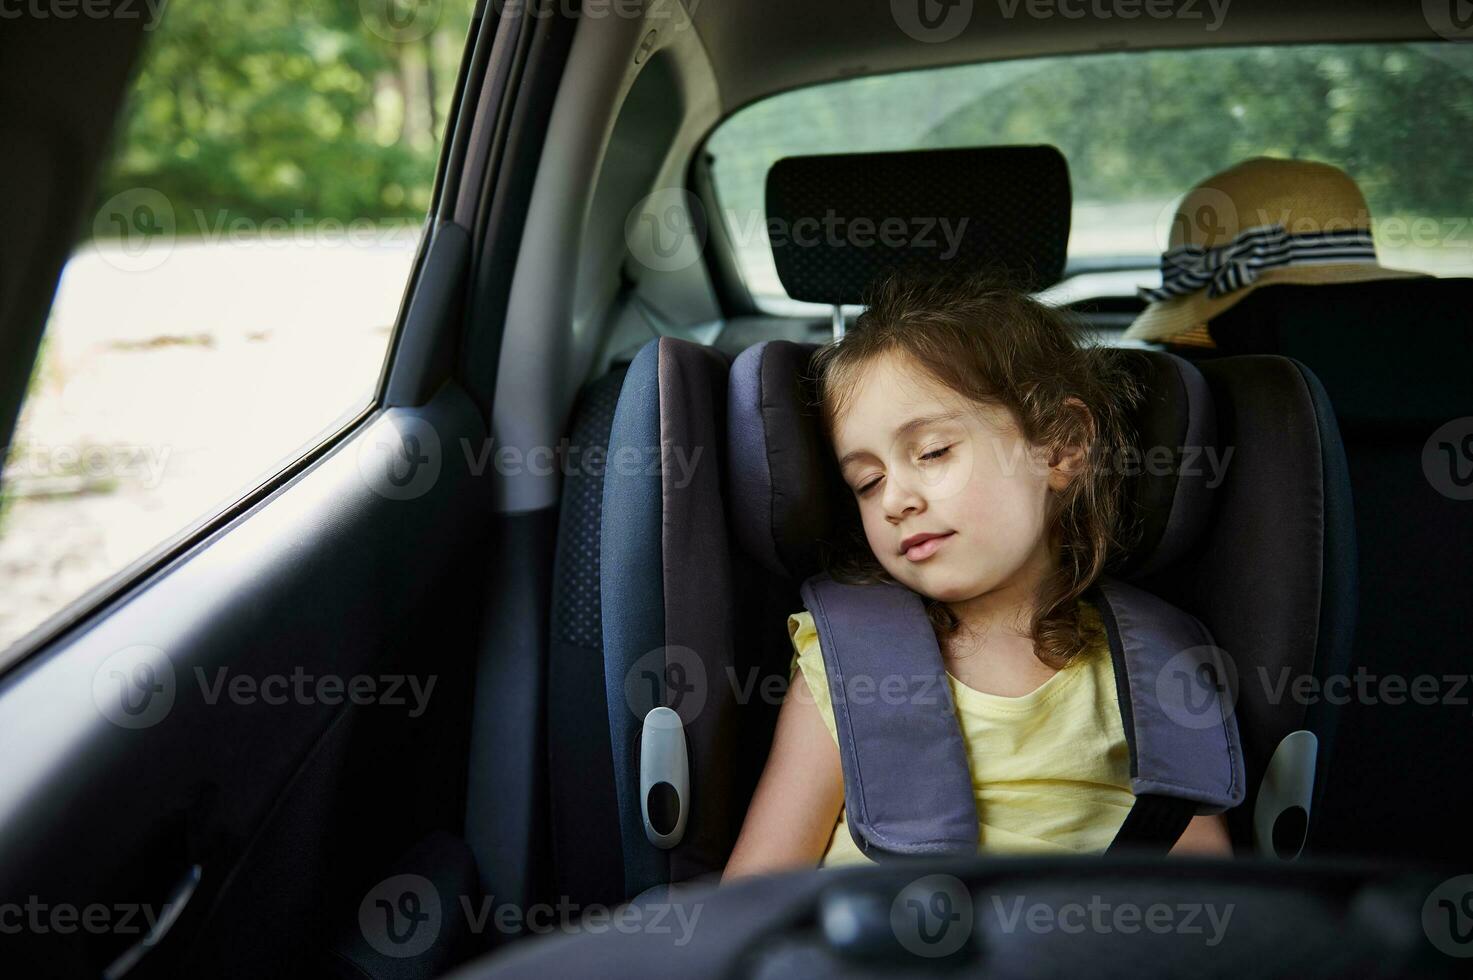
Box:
[860,506,889,552]
[952,466,1050,537]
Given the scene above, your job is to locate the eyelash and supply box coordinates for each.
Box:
[855,445,951,496]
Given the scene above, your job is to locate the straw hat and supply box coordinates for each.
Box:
[1124,157,1426,347]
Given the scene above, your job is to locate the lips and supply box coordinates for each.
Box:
[900,531,953,562]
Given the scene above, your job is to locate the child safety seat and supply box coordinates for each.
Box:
[727,338,1356,863]
[583,145,1356,905]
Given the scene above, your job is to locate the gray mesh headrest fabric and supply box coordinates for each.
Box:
[764,145,1071,304]
[726,341,1218,583]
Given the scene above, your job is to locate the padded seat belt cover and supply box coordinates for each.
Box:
[799,575,978,858]
[1093,576,1244,812]
[799,572,1244,859]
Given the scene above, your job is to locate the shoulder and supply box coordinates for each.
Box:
[786,609,822,677]
[788,609,816,644]
[785,609,837,743]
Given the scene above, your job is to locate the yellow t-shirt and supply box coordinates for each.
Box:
[787,599,1134,868]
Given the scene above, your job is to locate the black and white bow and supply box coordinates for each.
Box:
[1139,223,1377,303]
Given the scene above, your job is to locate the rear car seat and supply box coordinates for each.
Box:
[1194,277,1473,862]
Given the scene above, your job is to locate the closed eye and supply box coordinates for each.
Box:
[855,446,951,496]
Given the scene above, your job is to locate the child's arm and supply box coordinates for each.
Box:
[722,671,845,881]
[1169,812,1233,856]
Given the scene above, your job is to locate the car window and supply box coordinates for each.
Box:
[0,0,474,652]
[705,43,1473,311]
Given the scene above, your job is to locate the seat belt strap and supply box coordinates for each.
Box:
[1106,793,1197,854]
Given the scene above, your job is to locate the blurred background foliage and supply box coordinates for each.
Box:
[88,18,1473,249]
[91,0,476,236]
[921,44,1473,216]
[710,43,1473,233]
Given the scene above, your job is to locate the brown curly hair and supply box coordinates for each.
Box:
[807,270,1146,669]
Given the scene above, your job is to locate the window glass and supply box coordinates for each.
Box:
[0,0,474,651]
[705,43,1473,310]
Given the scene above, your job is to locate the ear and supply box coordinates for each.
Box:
[1047,397,1094,492]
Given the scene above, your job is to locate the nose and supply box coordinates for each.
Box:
[882,469,925,523]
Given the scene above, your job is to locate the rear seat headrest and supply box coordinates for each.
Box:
[764,145,1071,305]
[727,340,1219,583]
[1207,277,1473,433]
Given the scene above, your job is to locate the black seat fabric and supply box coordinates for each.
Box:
[727,339,1357,858]
[546,365,629,909]
[1203,277,1473,862]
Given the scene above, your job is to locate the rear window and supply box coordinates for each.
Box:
[704,43,1473,311]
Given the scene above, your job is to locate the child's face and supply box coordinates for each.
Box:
[832,351,1075,605]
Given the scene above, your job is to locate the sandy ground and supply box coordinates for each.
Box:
[0,230,422,651]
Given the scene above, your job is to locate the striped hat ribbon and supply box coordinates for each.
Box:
[1139,223,1377,303]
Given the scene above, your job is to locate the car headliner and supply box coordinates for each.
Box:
[687,0,1445,114]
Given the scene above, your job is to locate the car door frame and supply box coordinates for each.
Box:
[0,1,579,976]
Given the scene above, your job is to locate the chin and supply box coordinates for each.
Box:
[895,566,982,603]
[925,583,982,603]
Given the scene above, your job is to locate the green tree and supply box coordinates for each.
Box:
[93,0,475,236]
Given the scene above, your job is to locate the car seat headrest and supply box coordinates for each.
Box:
[764,145,1072,305]
[727,341,1218,583]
